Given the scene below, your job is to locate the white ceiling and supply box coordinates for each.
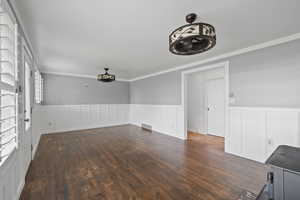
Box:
[14,0,300,79]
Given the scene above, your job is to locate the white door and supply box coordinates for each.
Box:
[24,59,32,169]
[206,78,225,137]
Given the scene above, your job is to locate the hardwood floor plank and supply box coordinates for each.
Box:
[20,125,266,200]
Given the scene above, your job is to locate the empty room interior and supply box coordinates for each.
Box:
[1,0,300,200]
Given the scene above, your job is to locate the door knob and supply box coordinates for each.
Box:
[24,118,30,122]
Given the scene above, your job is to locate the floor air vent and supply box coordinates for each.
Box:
[237,191,257,200]
[141,124,152,132]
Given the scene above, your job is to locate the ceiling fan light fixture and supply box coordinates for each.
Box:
[169,13,216,55]
[97,68,116,82]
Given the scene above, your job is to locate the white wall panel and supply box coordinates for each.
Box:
[39,104,130,134]
[33,104,184,140]
[229,107,300,163]
[130,104,184,139]
[266,111,299,157]
[0,150,25,200]
[228,110,243,156]
[242,110,267,162]
[32,105,44,157]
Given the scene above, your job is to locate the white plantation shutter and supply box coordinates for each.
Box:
[34,71,43,104]
[0,7,18,166]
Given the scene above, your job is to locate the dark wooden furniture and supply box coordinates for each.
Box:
[257,145,300,200]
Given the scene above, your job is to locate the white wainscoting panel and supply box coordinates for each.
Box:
[228,110,243,156]
[242,110,267,163]
[266,111,300,157]
[130,104,184,139]
[0,133,27,200]
[35,104,185,139]
[32,105,44,157]
[29,104,300,165]
[0,150,24,200]
[228,107,300,163]
[39,104,130,134]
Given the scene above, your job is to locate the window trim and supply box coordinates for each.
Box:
[0,12,18,166]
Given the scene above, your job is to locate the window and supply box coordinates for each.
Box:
[0,9,18,166]
[34,70,43,104]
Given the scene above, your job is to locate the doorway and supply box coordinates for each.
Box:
[181,61,229,151]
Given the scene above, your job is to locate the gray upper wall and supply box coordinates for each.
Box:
[130,39,300,107]
[43,74,130,105]
[130,71,181,105]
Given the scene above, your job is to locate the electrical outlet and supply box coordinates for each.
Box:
[268,138,273,145]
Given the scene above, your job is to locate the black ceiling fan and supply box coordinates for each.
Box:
[97,68,116,82]
[169,13,216,55]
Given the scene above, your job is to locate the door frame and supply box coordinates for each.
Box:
[181,61,229,150]
[23,45,33,162]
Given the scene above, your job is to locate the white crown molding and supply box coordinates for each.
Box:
[129,32,300,82]
[41,71,130,82]
[42,32,300,82]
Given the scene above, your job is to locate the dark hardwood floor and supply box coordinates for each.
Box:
[20,125,267,200]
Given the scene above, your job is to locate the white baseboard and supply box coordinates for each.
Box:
[32,145,38,160]
[187,129,198,133]
[46,121,185,140]
[130,122,185,140]
[31,135,41,160]
[187,129,207,135]
[44,123,129,134]
[152,126,185,140]
[15,178,25,200]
